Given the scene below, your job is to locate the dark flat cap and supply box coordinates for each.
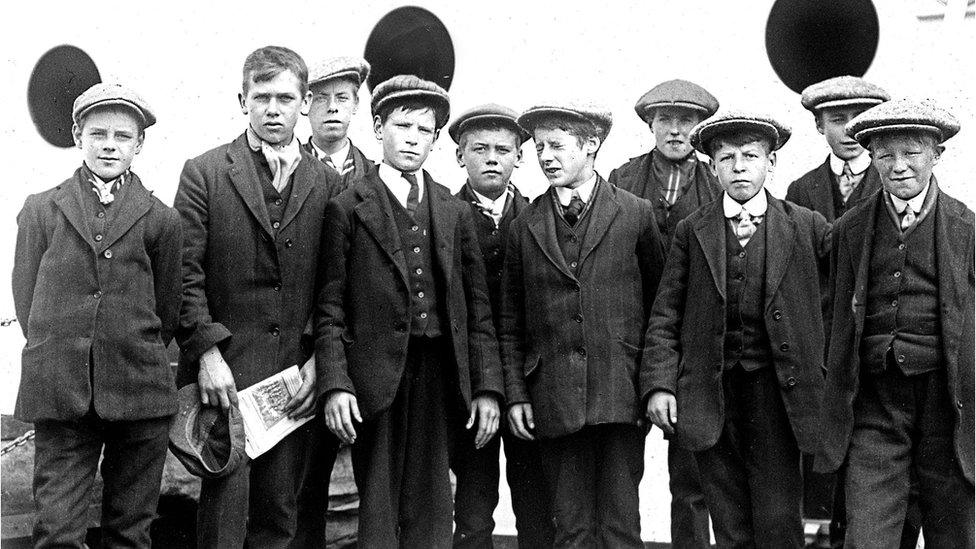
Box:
[72,82,156,128]
[635,79,719,123]
[448,103,529,144]
[169,384,246,479]
[800,75,890,112]
[517,103,613,144]
[309,56,370,88]
[690,109,792,155]
[846,97,961,145]
[371,74,450,129]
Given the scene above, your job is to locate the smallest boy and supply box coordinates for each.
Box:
[13,83,182,548]
[304,56,377,191]
[644,111,830,548]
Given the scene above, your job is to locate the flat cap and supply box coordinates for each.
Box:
[690,109,792,155]
[309,56,370,88]
[517,103,613,144]
[168,384,246,479]
[635,79,719,122]
[800,75,890,112]
[72,82,156,128]
[846,97,961,146]
[448,103,529,144]
[371,74,451,129]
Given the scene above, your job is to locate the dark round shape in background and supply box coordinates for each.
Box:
[28,45,101,148]
[365,6,455,92]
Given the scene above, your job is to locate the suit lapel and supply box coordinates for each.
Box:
[227,134,274,238]
[694,200,727,299]
[427,174,457,284]
[578,177,619,268]
[527,194,575,281]
[53,170,96,251]
[98,174,153,251]
[278,150,316,233]
[849,191,880,332]
[354,172,408,286]
[935,192,970,372]
[763,196,797,311]
[812,160,837,221]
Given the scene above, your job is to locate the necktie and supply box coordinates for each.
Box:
[322,155,337,172]
[261,140,302,193]
[901,207,917,231]
[732,209,761,247]
[402,172,419,216]
[838,162,856,203]
[89,172,124,205]
[564,193,585,225]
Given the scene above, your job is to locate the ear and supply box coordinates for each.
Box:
[515,145,523,166]
[300,90,312,116]
[584,135,600,156]
[708,157,718,177]
[814,114,825,135]
[373,115,384,141]
[239,92,247,115]
[933,145,944,165]
[433,129,441,143]
[768,151,777,169]
[72,123,83,149]
[133,132,145,155]
[456,147,465,167]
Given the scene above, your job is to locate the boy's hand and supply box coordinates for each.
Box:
[507,403,536,441]
[324,390,361,444]
[198,346,237,411]
[283,354,317,420]
[647,391,678,436]
[467,395,500,449]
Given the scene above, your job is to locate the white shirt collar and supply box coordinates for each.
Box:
[889,179,930,215]
[829,150,872,176]
[378,162,425,209]
[471,186,509,215]
[723,189,768,218]
[311,138,350,168]
[554,173,598,206]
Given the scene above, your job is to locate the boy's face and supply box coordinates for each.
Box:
[533,127,597,189]
[308,79,359,145]
[456,127,522,198]
[651,106,702,161]
[73,107,144,181]
[374,106,439,173]
[710,140,775,202]
[816,106,866,161]
[871,133,940,200]
[239,69,310,145]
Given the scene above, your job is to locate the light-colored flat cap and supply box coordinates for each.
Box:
[517,103,613,144]
[690,109,791,154]
[309,56,370,88]
[448,103,529,144]
[371,74,450,129]
[846,97,960,146]
[72,82,156,128]
[635,79,719,122]
[800,75,890,112]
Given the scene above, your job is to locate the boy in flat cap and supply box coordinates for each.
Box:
[819,98,974,548]
[318,75,504,548]
[644,110,831,548]
[304,56,377,192]
[787,76,890,222]
[447,103,553,548]
[174,46,340,548]
[608,78,720,549]
[501,102,666,547]
[13,82,182,547]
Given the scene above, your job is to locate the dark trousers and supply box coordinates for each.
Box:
[668,441,711,549]
[451,419,554,549]
[288,418,341,549]
[830,465,922,549]
[197,420,313,548]
[351,337,462,549]
[845,366,975,549]
[695,366,803,549]
[540,423,645,549]
[32,411,171,549]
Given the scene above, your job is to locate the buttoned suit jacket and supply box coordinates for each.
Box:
[641,192,831,453]
[174,133,340,390]
[818,187,974,484]
[499,177,666,439]
[785,156,883,223]
[303,139,378,193]
[315,170,503,419]
[13,169,182,421]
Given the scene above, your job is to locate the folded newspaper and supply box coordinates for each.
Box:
[238,365,312,459]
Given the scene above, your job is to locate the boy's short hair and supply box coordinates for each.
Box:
[707,130,774,157]
[866,130,943,155]
[77,104,147,136]
[534,114,602,152]
[376,99,438,126]
[242,46,309,95]
[458,120,523,150]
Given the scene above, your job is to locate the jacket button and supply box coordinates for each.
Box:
[577,348,586,357]
[93,291,102,299]
[570,261,578,268]
[275,198,283,206]
[97,212,105,219]
[94,234,103,242]
[272,221,280,229]
[284,239,293,248]
[773,310,782,321]
[958,401,964,410]
[787,377,797,388]
[103,249,113,259]
[575,313,583,323]
[274,284,281,292]
[780,343,790,352]
[270,327,280,337]
[897,354,906,363]
[738,251,746,258]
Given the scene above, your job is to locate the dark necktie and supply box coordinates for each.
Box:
[402,172,419,216]
[564,193,585,225]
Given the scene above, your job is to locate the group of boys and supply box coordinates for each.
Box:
[12,42,973,549]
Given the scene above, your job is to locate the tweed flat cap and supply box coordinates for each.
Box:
[800,76,890,112]
[309,56,370,88]
[517,103,613,144]
[690,109,792,155]
[72,82,156,128]
[635,79,719,122]
[169,384,246,479]
[846,97,961,145]
[371,74,451,129]
[448,103,529,144]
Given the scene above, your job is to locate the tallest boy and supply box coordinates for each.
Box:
[175,46,339,547]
